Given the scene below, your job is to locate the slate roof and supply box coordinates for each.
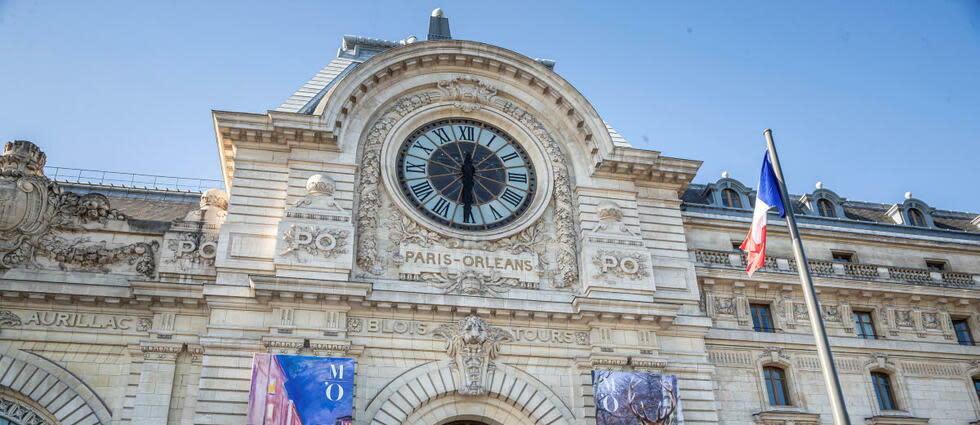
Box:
[682,183,979,233]
[108,197,198,222]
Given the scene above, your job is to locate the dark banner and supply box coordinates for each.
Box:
[593,370,684,425]
[247,354,355,425]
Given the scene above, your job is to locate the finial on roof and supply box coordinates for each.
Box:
[815,181,824,189]
[904,191,913,200]
[721,171,730,179]
[428,8,451,40]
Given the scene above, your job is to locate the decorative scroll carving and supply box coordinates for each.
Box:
[0,395,54,425]
[356,93,434,275]
[421,269,522,296]
[437,76,498,112]
[0,141,158,277]
[793,303,810,321]
[921,312,939,329]
[821,304,841,322]
[387,213,459,249]
[432,315,512,395]
[279,225,350,261]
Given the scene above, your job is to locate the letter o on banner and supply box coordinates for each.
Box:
[315,233,337,251]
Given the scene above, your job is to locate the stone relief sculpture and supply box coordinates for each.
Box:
[594,201,638,236]
[0,141,158,277]
[279,225,350,261]
[293,174,343,212]
[432,314,513,395]
[437,76,498,113]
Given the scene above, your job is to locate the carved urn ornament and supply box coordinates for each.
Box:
[432,315,513,395]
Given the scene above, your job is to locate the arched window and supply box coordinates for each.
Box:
[817,199,836,217]
[871,372,897,410]
[722,189,742,208]
[763,366,791,406]
[907,208,926,227]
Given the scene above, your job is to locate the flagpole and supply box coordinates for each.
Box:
[763,129,852,425]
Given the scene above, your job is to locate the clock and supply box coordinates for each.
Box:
[395,118,537,231]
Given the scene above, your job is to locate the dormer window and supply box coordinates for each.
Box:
[722,189,742,208]
[907,208,926,227]
[817,199,836,217]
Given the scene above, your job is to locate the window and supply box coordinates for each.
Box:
[974,377,980,401]
[831,251,854,262]
[907,208,926,227]
[925,260,946,271]
[732,240,744,251]
[763,366,791,406]
[751,304,775,333]
[871,372,897,411]
[853,311,877,339]
[722,189,742,208]
[953,319,974,346]
[817,199,836,217]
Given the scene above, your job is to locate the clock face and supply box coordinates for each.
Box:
[396,118,537,231]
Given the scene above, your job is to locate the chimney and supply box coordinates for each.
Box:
[427,8,451,40]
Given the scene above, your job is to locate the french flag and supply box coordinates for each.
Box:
[739,151,786,276]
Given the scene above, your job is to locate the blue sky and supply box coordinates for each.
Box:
[2,1,979,211]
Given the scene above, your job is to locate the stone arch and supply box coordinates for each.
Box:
[0,349,112,425]
[364,360,575,425]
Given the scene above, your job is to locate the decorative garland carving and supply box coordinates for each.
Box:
[492,98,579,287]
[421,269,522,296]
[356,93,434,275]
[0,310,22,328]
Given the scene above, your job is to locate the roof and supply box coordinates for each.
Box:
[273,35,634,148]
[682,183,980,233]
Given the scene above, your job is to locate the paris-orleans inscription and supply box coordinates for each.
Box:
[348,317,589,346]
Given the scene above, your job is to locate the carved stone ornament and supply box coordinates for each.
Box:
[0,394,55,425]
[921,312,939,329]
[594,201,637,236]
[793,303,810,321]
[0,310,22,328]
[432,315,513,395]
[355,81,579,288]
[591,249,649,281]
[437,76,498,112]
[0,141,159,277]
[896,310,914,327]
[422,269,522,296]
[160,188,226,274]
[714,297,736,315]
[292,174,343,213]
[821,304,841,322]
[279,224,350,262]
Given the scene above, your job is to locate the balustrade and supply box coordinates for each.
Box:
[692,249,976,288]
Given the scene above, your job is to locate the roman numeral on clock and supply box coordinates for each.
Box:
[413,142,434,155]
[484,135,496,148]
[405,161,425,174]
[507,172,527,183]
[500,152,520,162]
[410,181,434,202]
[488,204,503,220]
[432,198,451,218]
[433,128,452,144]
[457,126,475,141]
[500,188,524,207]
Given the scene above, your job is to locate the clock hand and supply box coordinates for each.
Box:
[460,152,476,223]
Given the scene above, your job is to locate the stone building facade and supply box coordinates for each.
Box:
[0,11,978,425]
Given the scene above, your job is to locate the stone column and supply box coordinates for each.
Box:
[133,341,183,425]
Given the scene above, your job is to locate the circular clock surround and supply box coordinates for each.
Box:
[396,118,537,231]
[380,110,552,241]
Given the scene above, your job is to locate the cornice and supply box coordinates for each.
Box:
[592,146,702,194]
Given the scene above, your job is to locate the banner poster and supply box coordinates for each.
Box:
[247,354,355,425]
[593,370,684,425]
